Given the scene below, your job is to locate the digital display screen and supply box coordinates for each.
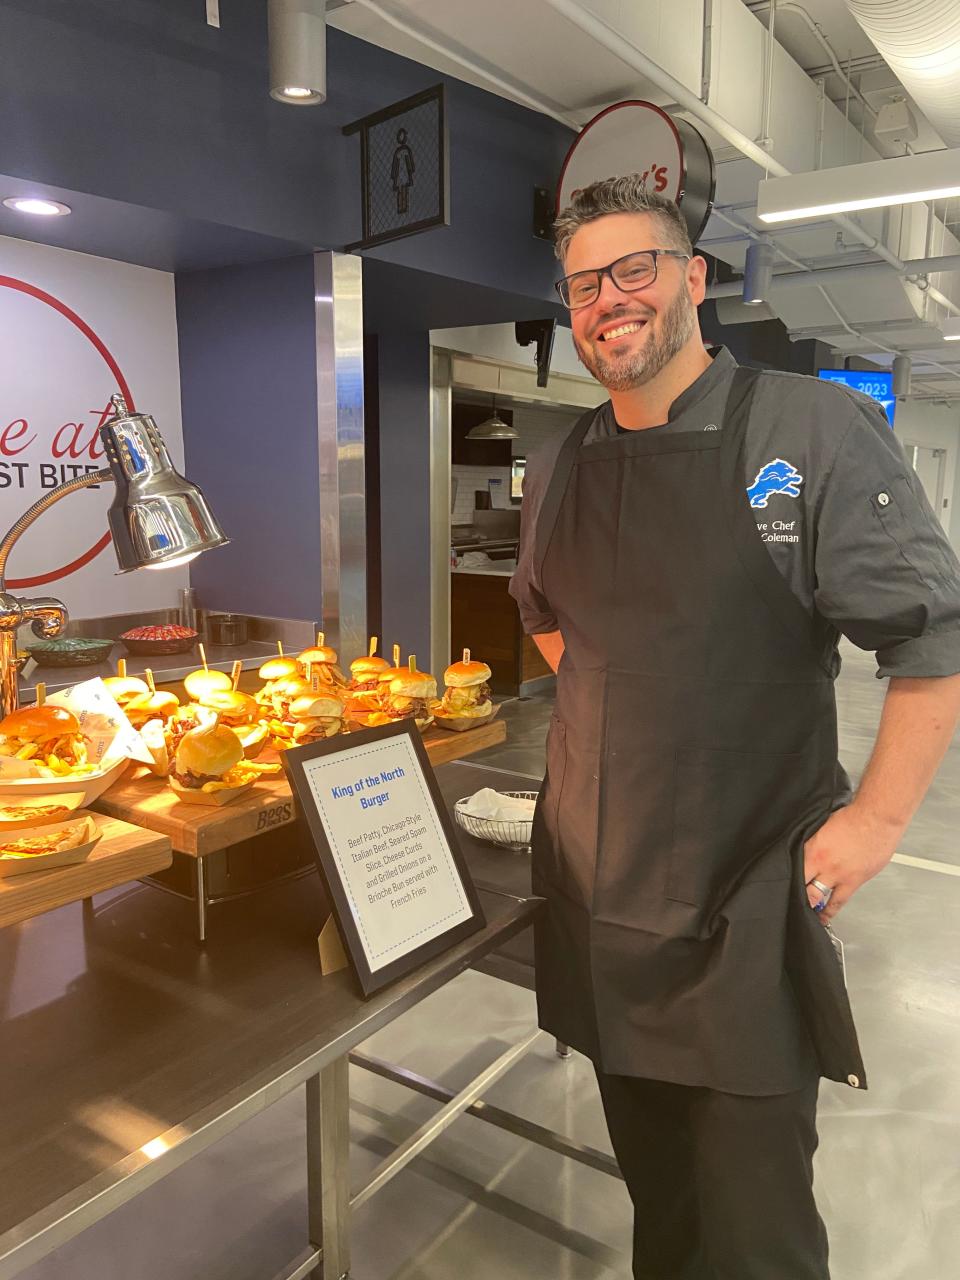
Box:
[818,369,895,424]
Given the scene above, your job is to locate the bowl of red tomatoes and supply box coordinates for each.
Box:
[119,624,199,656]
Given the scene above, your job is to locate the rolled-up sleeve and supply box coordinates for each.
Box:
[509,443,561,635]
[813,401,960,678]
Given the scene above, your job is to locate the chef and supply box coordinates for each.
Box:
[510,175,960,1280]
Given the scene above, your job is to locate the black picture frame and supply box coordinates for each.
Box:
[283,719,485,997]
[343,83,450,252]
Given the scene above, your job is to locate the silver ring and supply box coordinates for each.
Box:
[810,878,833,901]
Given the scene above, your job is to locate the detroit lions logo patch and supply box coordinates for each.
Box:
[747,458,804,509]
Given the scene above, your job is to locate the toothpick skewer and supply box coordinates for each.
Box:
[145,668,157,694]
[317,631,325,647]
[35,682,46,707]
[393,643,401,668]
[231,660,242,691]
[199,643,209,671]
[117,657,127,679]
[369,636,378,658]
[409,655,417,674]
[463,648,471,663]
[277,640,284,657]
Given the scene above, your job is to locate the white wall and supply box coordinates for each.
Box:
[0,234,186,618]
[892,399,960,548]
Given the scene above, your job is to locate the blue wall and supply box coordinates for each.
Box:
[0,0,571,302]
[176,255,321,620]
[375,331,433,665]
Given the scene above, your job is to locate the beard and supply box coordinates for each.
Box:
[574,285,697,392]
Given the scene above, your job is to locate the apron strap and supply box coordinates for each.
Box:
[533,405,600,586]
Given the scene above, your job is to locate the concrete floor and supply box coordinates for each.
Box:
[21,644,960,1279]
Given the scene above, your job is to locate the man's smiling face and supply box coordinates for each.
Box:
[565,212,703,392]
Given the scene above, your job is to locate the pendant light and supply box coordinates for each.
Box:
[466,396,518,440]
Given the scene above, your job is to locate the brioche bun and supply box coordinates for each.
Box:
[389,670,437,699]
[350,655,391,678]
[125,691,181,724]
[444,659,492,688]
[174,722,243,778]
[102,675,150,704]
[198,689,258,722]
[0,704,81,741]
[258,656,299,681]
[298,645,337,668]
[290,693,344,720]
[183,668,233,701]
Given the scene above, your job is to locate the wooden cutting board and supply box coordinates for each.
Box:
[0,812,172,929]
[93,718,507,857]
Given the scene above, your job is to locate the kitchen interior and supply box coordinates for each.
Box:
[449,388,582,697]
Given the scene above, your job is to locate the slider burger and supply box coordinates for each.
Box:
[287,692,345,745]
[123,689,180,730]
[357,659,437,731]
[256,656,301,707]
[195,689,267,758]
[0,704,92,774]
[168,720,263,806]
[435,650,495,730]
[103,675,150,709]
[183,667,233,702]
[348,638,391,694]
[297,634,347,688]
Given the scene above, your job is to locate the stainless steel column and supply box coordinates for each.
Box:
[315,252,366,662]
[429,349,453,676]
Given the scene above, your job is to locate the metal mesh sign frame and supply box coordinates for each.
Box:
[343,84,449,251]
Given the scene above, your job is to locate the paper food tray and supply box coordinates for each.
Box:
[0,813,101,878]
[433,703,501,733]
[0,757,130,807]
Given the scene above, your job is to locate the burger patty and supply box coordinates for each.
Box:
[170,766,220,789]
[389,697,432,720]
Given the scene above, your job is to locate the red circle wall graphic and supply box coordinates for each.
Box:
[0,275,135,590]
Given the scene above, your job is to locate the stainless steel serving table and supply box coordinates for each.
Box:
[0,760,617,1280]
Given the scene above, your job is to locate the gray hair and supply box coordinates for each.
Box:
[554,175,693,262]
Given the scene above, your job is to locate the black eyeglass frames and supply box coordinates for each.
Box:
[556,249,690,310]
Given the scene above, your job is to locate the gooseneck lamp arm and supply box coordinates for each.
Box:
[0,393,228,720]
[0,469,112,720]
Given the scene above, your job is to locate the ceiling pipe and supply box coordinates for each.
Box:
[749,2,879,125]
[347,0,582,129]
[541,0,960,317]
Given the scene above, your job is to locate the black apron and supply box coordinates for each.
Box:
[531,367,866,1095]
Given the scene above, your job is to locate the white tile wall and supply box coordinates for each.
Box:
[451,464,511,524]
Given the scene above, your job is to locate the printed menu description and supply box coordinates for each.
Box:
[301,735,473,970]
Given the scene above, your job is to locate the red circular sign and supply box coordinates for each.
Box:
[0,276,134,590]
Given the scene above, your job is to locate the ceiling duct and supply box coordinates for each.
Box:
[843,0,960,147]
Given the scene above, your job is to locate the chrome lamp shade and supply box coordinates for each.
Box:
[101,397,229,572]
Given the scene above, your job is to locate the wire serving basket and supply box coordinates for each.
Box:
[454,791,539,853]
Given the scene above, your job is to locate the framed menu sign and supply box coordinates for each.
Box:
[283,720,485,996]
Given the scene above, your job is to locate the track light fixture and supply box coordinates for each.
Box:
[268,0,327,105]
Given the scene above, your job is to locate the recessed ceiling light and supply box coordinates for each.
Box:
[2,196,71,217]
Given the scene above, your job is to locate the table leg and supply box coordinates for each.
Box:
[195,857,208,944]
[306,1056,351,1279]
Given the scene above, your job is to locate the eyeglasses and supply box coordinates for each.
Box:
[556,249,690,310]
